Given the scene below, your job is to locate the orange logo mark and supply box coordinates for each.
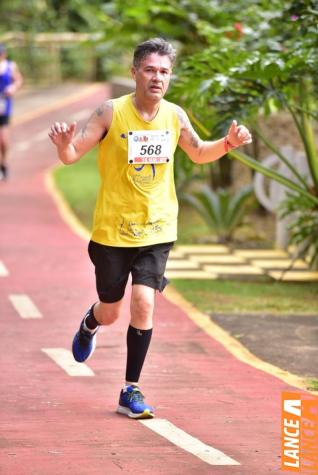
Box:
[281,391,318,473]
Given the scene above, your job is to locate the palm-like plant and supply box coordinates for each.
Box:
[280,193,318,268]
[180,185,254,243]
[95,0,317,262]
[169,1,318,264]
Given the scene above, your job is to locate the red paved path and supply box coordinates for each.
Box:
[0,84,301,474]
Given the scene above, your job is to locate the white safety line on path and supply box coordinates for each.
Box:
[33,130,50,142]
[42,348,95,376]
[9,294,42,319]
[15,141,30,153]
[0,260,9,276]
[140,418,240,466]
[14,129,49,154]
[69,108,92,122]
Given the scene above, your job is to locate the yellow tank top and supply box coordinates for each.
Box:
[91,93,180,247]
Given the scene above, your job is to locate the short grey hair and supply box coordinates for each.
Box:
[133,38,176,69]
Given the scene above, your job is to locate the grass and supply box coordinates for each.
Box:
[178,205,211,243]
[171,279,318,315]
[307,379,318,391]
[53,150,318,316]
[54,148,99,230]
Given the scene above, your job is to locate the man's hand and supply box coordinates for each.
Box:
[48,101,112,165]
[227,120,252,148]
[48,121,77,149]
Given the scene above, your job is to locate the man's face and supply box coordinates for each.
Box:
[131,53,172,101]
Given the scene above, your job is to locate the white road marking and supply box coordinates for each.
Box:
[69,108,92,122]
[42,348,95,376]
[0,261,9,276]
[14,130,50,153]
[15,142,30,152]
[33,130,50,142]
[140,418,240,466]
[9,294,42,318]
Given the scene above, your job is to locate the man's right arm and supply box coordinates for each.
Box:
[49,100,113,165]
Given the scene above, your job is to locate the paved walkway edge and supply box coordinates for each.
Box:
[45,164,317,396]
[164,287,316,395]
[45,164,90,241]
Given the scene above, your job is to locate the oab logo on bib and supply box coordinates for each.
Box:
[128,130,171,164]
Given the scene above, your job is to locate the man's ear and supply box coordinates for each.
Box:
[131,66,136,81]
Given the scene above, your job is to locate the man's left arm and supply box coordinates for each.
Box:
[176,105,252,164]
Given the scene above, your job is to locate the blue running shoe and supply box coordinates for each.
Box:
[72,316,99,363]
[117,385,154,419]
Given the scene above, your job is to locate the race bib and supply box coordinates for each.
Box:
[128,130,171,164]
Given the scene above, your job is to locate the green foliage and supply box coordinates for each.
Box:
[60,45,94,80]
[0,1,112,83]
[170,2,318,132]
[0,0,56,34]
[280,192,318,268]
[99,0,318,221]
[181,185,254,242]
[0,0,108,34]
[168,0,318,263]
[173,148,205,195]
[177,205,210,243]
[100,0,229,51]
[307,379,318,391]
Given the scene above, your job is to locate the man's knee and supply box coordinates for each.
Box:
[94,301,121,325]
[131,286,155,322]
[132,295,154,317]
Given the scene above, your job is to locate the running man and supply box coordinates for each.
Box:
[49,38,252,419]
[0,44,23,180]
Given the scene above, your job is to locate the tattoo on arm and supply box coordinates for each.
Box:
[95,106,104,117]
[176,105,200,149]
[79,100,113,140]
[96,100,113,140]
[95,100,113,118]
[81,124,87,138]
[176,106,188,129]
[190,133,199,148]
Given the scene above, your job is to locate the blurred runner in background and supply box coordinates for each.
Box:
[0,43,23,181]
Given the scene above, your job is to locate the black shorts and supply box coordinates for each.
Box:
[88,240,174,303]
[0,115,10,126]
